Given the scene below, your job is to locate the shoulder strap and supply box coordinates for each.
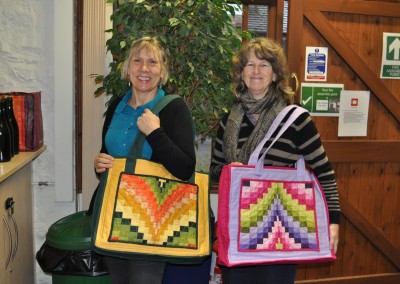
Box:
[248,105,307,165]
[125,94,181,172]
[152,94,181,113]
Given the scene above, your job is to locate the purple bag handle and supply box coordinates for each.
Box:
[246,105,308,177]
[248,105,296,165]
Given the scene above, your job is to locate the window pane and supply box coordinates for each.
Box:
[231,1,289,45]
[248,5,268,37]
[230,4,243,29]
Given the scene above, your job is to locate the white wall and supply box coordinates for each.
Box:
[0,1,75,283]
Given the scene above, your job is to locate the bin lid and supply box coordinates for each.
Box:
[46,211,92,250]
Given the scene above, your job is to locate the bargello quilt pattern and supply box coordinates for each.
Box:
[239,179,318,252]
[109,173,199,249]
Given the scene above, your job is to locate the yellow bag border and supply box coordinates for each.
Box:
[94,158,211,257]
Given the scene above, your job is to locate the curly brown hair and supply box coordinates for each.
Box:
[232,37,294,104]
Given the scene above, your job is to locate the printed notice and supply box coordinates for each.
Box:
[305,47,328,81]
[300,83,343,116]
[338,90,370,136]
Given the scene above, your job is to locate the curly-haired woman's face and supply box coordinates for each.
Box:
[242,50,276,100]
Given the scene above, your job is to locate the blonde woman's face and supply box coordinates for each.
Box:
[242,50,276,100]
[128,48,163,97]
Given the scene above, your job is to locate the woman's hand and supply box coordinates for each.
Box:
[94,153,114,173]
[329,224,339,255]
[137,108,160,136]
[230,162,243,165]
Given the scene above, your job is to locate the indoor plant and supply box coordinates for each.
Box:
[93,0,249,144]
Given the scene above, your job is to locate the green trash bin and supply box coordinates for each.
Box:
[36,211,111,284]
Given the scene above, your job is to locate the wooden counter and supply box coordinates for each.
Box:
[0,146,46,182]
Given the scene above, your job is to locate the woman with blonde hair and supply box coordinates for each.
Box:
[94,36,196,284]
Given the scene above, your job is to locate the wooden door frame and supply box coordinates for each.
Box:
[75,0,83,195]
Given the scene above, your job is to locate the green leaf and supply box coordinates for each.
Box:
[119,40,126,49]
[169,18,179,27]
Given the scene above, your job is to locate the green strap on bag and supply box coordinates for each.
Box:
[126,94,181,173]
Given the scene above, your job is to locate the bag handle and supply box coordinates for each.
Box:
[249,105,305,165]
[125,94,181,173]
[251,106,308,177]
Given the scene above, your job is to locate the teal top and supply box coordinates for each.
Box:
[104,88,165,158]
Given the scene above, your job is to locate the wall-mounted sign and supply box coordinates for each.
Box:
[381,32,400,79]
[305,47,328,81]
[300,83,344,116]
[338,90,370,137]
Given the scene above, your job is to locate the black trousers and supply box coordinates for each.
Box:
[105,256,166,284]
[221,264,297,284]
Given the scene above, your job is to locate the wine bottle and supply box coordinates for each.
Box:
[6,97,19,155]
[3,97,15,157]
[0,98,12,162]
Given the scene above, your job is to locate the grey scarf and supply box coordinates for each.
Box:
[223,89,287,164]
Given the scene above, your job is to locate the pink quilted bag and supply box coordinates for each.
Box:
[217,105,335,267]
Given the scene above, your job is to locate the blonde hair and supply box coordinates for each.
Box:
[121,36,169,85]
[232,37,294,103]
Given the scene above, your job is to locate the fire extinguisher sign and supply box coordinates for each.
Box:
[381,32,400,79]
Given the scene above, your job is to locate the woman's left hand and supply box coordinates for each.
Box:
[137,108,160,136]
[329,224,339,255]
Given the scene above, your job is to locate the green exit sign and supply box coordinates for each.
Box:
[381,33,400,79]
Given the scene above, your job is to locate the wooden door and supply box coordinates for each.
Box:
[286,1,400,283]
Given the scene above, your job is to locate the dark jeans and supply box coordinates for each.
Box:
[221,264,297,284]
[162,256,212,284]
[105,256,166,284]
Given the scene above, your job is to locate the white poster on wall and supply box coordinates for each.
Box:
[338,90,370,137]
